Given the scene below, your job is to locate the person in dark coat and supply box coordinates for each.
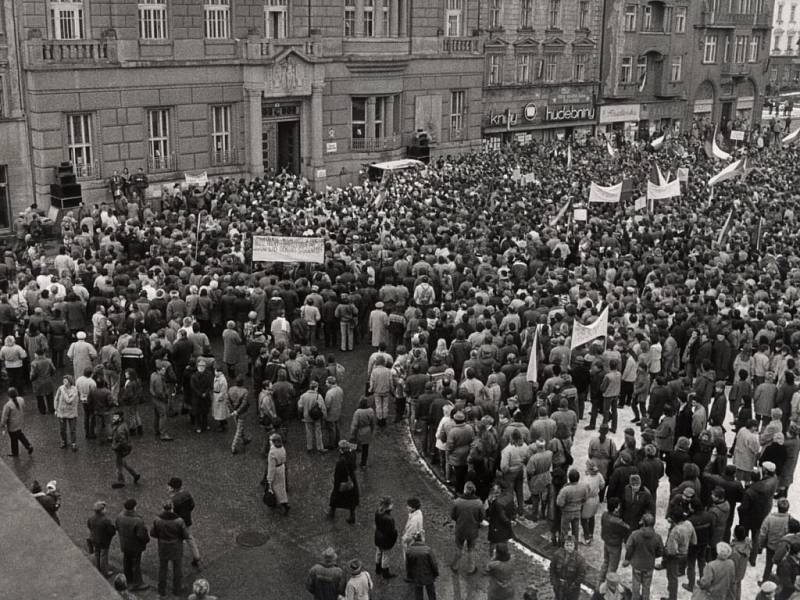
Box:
[150,500,190,598]
[487,481,515,556]
[606,451,638,503]
[48,309,69,368]
[328,440,359,524]
[115,498,150,591]
[87,500,117,576]
[739,465,780,565]
[374,496,398,579]
[760,433,788,478]
[549,536,587,600]
[405,531,439,600]
[665,436,692,492]
[638,444,665,505]
[190,359,214,433]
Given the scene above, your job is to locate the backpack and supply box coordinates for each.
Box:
[417,284,434,305]
[308,396,323,420]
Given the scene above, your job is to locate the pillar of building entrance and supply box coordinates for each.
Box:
[246,88,264,179]
[310,82,325,191]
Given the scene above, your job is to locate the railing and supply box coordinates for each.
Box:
[702,11,772,26]
[259,38,318,57]
[350,135,401,152]
[147,153,176,173]
[36,39,115,64]
[74,160,99,180]
[211,148,239,166]
[721,62,751,76]
[640,25,666,33]
[441,37,482,54]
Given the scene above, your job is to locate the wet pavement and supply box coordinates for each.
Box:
[3,346,556,600]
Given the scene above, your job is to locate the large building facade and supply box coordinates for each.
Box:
[18,0,487,206]
[599,0,772,140]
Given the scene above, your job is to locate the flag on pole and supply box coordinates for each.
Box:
[708,159,745,186]
[567,145,573,169]
[656,164,667,185]
[607,141,618,158]
[783,128,800,144]
[756,216,765,251]
[526,328,539,383]
[712,128,732,160]
[570,307,610,350]
[717,209,734,246]
[550,197,572,226]
[638,69,647,93]
[650,134,665,150]
[374,191,385,208]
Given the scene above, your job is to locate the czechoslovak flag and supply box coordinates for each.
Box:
[650,134,665,150]
[783,128,800,144]
[708,158,745,187]
[712,128,732,161]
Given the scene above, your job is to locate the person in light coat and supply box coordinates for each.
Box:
[733,419,761,482]
[368,302,389,348]
[211,365,229,431]
[324,376,343,449]
[1,388,33,457]
[266,433,289,515]
[67,331,97,383]
[350,396,377,468]
[402,497,424,560]
[54,375,79,451]
[691,541,736,600]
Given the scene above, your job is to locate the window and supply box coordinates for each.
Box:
[670,55,682,81]
[641,5,652,30]
[578,1,590,28]
[489,0,501,28]
[204,0,230,39]
[548,0,561,28]
[344,0,355,36]
[749,34,760,61]
[663,6,673,32]
[374,97,385,138]
[636,55,647,84]
[488,54,503,85]
[774,33,781,51]
[0,166,8,230]
[723,34,731,61]
[49,0,84,40]
[791,4,797,20]
[620,56,633,83]
[788,34,796,52]
[351,97,366,139]
[211,105,232,164]
[265,0,288,38]
[381,0,390,35]
[147,109,171,171]
[67,114,94,177]
[777,3,784,20]
[521,0,533,28]
[139,0,167,40]
[363,0,374,36]
[574,54,587,81]
[624,5,637,31]
[703,34,718,63]
[450,90,465,137]
[517,53,531,83]
[674,7,685,32]
[735,35,748,62]
[544,54,557,81]
[446,0,462,36]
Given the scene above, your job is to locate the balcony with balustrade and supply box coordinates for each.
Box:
[720,62,751,77]
[350,135,401,152]
[698,11,772,28]
[147,153,176,173]
[440,37,483,54]
[211,148,239,166]
[74,160,100,180]
[24,37,118,69]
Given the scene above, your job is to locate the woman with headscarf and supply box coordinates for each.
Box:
[211,364,229,432]
[265,433,289,515]
[692,542,736,600]
[581,459,605,545]
[328,440,359,524]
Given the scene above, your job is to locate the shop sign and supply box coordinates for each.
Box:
[544,104,596,122]
[599,104,641,124]
[486,107,520,130]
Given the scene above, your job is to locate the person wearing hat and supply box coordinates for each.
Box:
[688,541,735,600]
[328,440,359,524]
[368,301,389,349]
[150,499,190,598]
[405,530,439,600]
[739,461,780,565]
[115,498,150,592]
[66,330,97,385]
[305,547,345,599]
[87,500,117,576]
[447,410,474,496]
[344,558,373,599]
[589,571,628,600]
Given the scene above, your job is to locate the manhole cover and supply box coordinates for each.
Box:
[236,531,269,547]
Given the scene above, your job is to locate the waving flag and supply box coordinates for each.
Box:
[567,145,573,169]
[638,69,647,93]
[550,197,572,226]
[650,134,665,150]
[717,209,734,246]
[571,307,609,350]
[708,159,745,186]
[607,141,618,158]
[783,128,800,144]
[712,128,732,160]
[526,328,539,383]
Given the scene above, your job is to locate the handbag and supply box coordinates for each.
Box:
[263,487,277,507]
[339,479,354,493]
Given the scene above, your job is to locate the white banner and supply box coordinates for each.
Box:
[526,329,539,383]
[252,236,325,263]
[570,307,609,350]
[634,195,647,211]
[677,167,689,182]
[647,179,681,200]
[589,182,623,203]
[184,171,209,187]
[573,208,588,221]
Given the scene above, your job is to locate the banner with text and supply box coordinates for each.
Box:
[253,236,325,263]
[570,307,609,350]
[646,178,681,200]
[184,171,209,188]
[589,182,623,203]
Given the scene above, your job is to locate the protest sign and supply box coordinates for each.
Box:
[589,182,622,203]
[573,208,588,221]
[252,236,325,263]
[570,307,609,350]
[646,179,681,200]
[184,171,209,187]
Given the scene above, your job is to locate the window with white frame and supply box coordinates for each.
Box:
[749,34,760,61]
[636,55,647,84]
[139,0,168,40]
[211,105,232,163]
[574,53,587,81]
[67,113,93,177]
[363,0,374,36]
[663,6,673,32]
[351,97,366,139]
[674,7,685,32]
[147,109,171,170]
[517,53,531,83]
[521,0,533,28]
[735,34,748,62]
[620,56,633,83]
[578,1,590,28]
[344,0,355,36]
[489,0,501,29]
[265,0,288,38]
[670,55,682,81]
[544,54,557,81]
[548,0,561,28]
[788,33,796,52]
[446,0,462,36]
[374,97,387,138]
[774,33,781,50]
[450,90,465,137]
[204,0,230,39]
[381,0,390,35]
[641,5,652,30]
[624,5,637,31]
[703,34,718,63]
[488,54,502,85]
[49,0,85,40]
[722,33,730,60]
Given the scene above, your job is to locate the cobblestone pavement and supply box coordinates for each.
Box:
[3,346,557,599]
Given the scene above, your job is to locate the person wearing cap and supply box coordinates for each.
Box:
[150,499,190,598]
[305,547,346,599]
[761,497,793,581]
[87,500,116,576]
[740,462,780,565]
[343,558,373,599]
[115,498,150,592]
[447,410,474,496]
[688,541,736,600]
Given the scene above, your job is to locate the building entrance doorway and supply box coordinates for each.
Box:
[261,101,301,177]
[276,120,300,174]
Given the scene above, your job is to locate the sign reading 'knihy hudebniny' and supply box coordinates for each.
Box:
[252,236,325,263]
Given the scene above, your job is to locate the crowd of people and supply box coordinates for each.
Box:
[3,124,800,600]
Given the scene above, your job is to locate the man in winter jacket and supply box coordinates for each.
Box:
[115,498,150,591]
[623,513,663,600]
[708,487,731,553]
[621,474,655,533]
[740,464,780,565]
[557,469,588,542]
[406,531,439,600]
[298,381,327,453]
[446,411,474,495]
[761,498,792,581]
[87,500,116,576]
[450,481,485,574]
[600,498,631,580]
[150,500,190,598]
[306,547,346,600]
[169,477,201,568]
